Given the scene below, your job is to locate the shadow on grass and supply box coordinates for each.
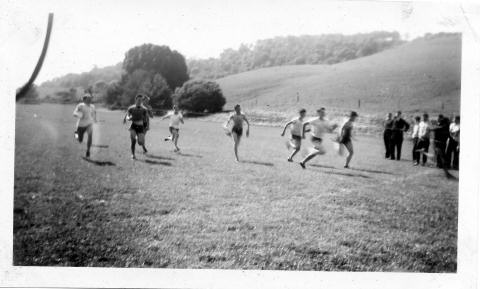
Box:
[81,157,116,166]
[322,170,371,179]
[138,159,172,166]
[310,164,393,175]
[145,153,175,161]
[309,164,336,169]
[177,152,203,158]
[349,167,394,175]
[91,144,109,148]
[242,160,274,167]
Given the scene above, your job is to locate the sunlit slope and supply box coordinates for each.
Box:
[217,34,461,115]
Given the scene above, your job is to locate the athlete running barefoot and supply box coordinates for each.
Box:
[339,111,358,168]
[281,108,306,162]
[123,94,149,159]
[73,94,97,158]
[299,107,338,169]
[225,104,250,162]
[162,105,184,152]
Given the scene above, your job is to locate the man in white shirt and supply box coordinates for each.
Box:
[411,116,421,165]
[299,107,338,169]
[162,105,184,152]
[73,94,97,158]
[416,113,431,166]
[445,116,460,170]
[281,108,306,162]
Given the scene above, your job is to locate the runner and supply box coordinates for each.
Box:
[73,94,97,158]
[225,104,250,162]
[123,94,149,159]
[299,107,338,169]
[162,105,184,152]
[339,111,358,168]
[281,108,306,162]
[142,95,154,153]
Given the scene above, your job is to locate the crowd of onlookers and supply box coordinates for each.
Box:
[383,111,460,170]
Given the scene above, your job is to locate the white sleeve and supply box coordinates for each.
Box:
[73,104,81,117]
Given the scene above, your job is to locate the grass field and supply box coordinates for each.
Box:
[14,103,458,272]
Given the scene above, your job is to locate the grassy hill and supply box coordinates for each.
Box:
[217,34,461,119]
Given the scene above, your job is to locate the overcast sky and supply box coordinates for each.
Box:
[2,0,467,87]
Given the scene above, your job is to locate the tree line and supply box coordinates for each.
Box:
[188,31,404,79]
[35,44,226,113]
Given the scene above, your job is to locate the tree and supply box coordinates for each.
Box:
[123,44,189,90]
[174,80,226,113]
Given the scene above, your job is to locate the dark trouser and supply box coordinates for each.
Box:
[434,140,447,168]
[383,130,392,158]
[416,138,430,164]
[390,131,403,160]
[412,137,419,162]
[77,125,92,150]
[445,138,459,170]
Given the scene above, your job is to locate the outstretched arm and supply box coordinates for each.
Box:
[73,104,81,118]
[93,107,97,123]
[244,116,250,137]
[301,122,310,139]
[123,110,130,124]
[281,121,293,136]
[224,115,233,128]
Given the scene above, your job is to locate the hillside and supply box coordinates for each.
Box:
[217,33,461,118]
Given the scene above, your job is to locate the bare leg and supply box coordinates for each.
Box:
[288,148,300,161]
[130,130,137,158]
[299,150,319,168]
[86,125,93,157]
[232,133,241,162]
[173,131,180,151]
[344,142,354,168]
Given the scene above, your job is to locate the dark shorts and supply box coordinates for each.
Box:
[232,126,243,136]
[76,124,92,142]
[169,127,179,135]
[311,136,322,143]
[340,137,351,145]
[291,134,302,141]
[130,123,145,135]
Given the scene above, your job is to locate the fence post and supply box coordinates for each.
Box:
[358,99,361,108]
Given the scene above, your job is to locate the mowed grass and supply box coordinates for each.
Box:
[14,104,457,271]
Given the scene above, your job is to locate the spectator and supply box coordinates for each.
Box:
[383,113,394,159]
[445,116,460,170]
[411,116,421,165]
[390,111,410,160]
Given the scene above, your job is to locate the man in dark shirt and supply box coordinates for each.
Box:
[432,114,450,169]
[383,113,394,158]
[389,111,410,160]
[123,94,149,159]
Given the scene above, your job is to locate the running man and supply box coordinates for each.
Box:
[299,107,338,169]
[339,111,358,168]
[73,94,97,158]
[281,108,306,162]
[123,94,149,159]
[162,105,184,152]
[225,104,250,162]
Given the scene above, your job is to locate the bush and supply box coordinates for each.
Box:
[174,80,226,113]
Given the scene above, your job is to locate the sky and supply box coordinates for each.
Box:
[1,0,469,88]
